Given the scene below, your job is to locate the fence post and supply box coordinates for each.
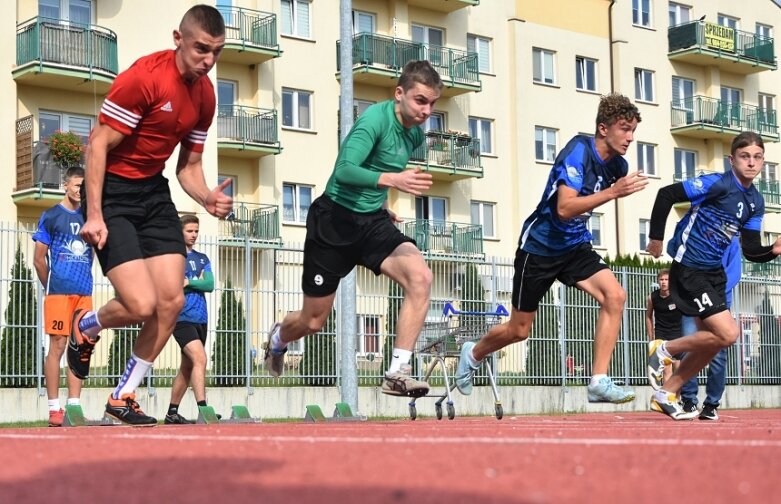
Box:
[621,268,630,384]
[244,234,253,393]
[558,282,566,387]
[37,282,44,396]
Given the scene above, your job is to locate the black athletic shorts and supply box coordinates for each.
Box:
[172,322,208,349]
[81,173,186,274]
[669,261,728,319]
[302,195,415,297]
[512,243,610,312]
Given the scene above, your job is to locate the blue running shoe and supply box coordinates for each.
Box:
[587,376,636,403]
[455,341,480,396]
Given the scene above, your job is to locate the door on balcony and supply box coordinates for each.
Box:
[721,86,743,128]
[412,24,444,70]
[415,196,448,252]
[217,80,237,139]
[672,76,695,125]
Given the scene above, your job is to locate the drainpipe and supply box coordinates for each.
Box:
[608,0,623,257]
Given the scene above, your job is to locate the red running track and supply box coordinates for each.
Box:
[2,409,780,504]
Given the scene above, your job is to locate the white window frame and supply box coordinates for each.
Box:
[416,196,448,226]
[216,79,237,116]
[356,315,380,356]
[39,0,92,24]
[471,201,496,239]
[672,76,695,109]
[218,174,237,201]
[355,99,375,118]
[633,0,652,28]
[634,68,655,103]
[39,110,94,143]
[763,162,778,183]
[637,142,657,176]
[468,117,493,154]
[759,93,775,113]
[575,56,598,92]
[674,148,697,181]
[532,48,556,85]
[668,2,690,27]
[424,112,446,133]
[282,182,313,224]
[718,14,739,30]
[281,88,313,130]
[639,219,651,250]
[535,126,557,163]
[281,0,311,39]
[588,213,603,247]
[467,34,492,74]
[756,23,773,39]
[352,10,375,35]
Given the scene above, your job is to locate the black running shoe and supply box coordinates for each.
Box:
[164,412,195,425]
[699,404,719,421]
[105,393,157,426]
[682,400,698,413]
[66,309,100,379]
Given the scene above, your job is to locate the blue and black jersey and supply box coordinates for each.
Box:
[179,249,211,324]
[32,204,93,295]
[667,171,764,269]
[520,135,628,256]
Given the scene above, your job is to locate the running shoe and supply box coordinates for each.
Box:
[699,404,719,421]
[105,393,157,426]
[48,408,64,427]
[647,339,672,391]
[164,412,195,425]
[455,341,480,396]
[66,309,100,380]
[381,364,429,398]
[587,376,636,403]
[263,323,287,377]
[650,390,699,420]
[682,400,698,413]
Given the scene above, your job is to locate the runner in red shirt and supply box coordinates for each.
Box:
[67,4,232,426]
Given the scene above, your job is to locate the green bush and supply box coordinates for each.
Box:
[211,277,247,386]
[0,246,38,387]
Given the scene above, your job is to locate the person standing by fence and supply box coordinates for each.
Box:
[32,167,93,427]
[645,269,683,385]
[455,93,646,404]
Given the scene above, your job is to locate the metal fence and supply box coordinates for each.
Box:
[1,223,780,392]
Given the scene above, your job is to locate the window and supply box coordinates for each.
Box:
[723,155,732,172]
[721,86,742,128]
[471,201,495,239]
[718,14,739,30]
[216,80,236,115]
[637,142,656,176]
[756,23,773,39]
[355,99,374,117]
[39,110,93,143]
[672,76,695,109]
[588,213,603,247]
[633,0,652,27]
[532,48,556,85]
[356,315,380,355]
[282,183,313,223]
[468,117,493,154]
[415,196,448,225]
[412,24,445,65]
[282,88,312,129]
[352,10,375,34]
[759,93,775,113]
[535,126,557,162]
[40,0,91,24]
[668,2,690,26]
[634,68,655,102]
[763,162,778,184]
[674,149,697,181]
[467,34,491,73]
[639,219,650,250]
[424,112,446,133]
[281,0,311,38]
[721,86,742,105]
[218,175,237,200]
[575,56,597,92]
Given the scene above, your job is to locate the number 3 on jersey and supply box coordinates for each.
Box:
[693,292,713,312]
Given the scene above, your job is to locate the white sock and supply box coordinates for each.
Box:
[112,353,152,399]
[66,398,80,406]
[465,347,481,367]
[387,348,412,374]
[590,374,607,387]
[659,342,673,359]
[48,399,60,412]
[271,326,287,352]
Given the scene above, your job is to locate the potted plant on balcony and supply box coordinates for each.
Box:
[427,130,448,151]
[46,130,85,168]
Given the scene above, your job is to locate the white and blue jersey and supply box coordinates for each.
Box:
[667,171,764,269]
[179,249,211,324]
[520,135,628,256]
[32,204,93,296]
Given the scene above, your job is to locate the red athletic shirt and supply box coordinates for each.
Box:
[98,49,216,179]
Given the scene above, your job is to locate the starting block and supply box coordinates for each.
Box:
[62,404,116,427]
[196,405,221,424]
[304,403,367,423]
[220,405,261,424]
[304,404,328,423]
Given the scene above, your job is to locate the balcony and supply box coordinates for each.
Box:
[753,179,781,213]
[743,257,781,278]
[670,96,779,143]
[408,131,482,180]
[217,106,281,158]
[668,21,776,74]
[219,202,282,248]
[336,33,481,97]
[218,6,281,65]
[407,0,480,12]
[399,220,484,259]
[14,140,70,208]
[13,17,118,93]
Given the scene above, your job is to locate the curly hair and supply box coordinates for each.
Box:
[595,93,641,132]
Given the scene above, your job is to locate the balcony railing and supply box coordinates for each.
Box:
[220,202,281,246]
[217,105,281,155]
[399,220,484,257]
[15,16,118,78]
[754,179,781,207]
[742,257,781,278]
[217,6,280,63]
[408,131,482,177]
[670,96,779,141]
[668,21,776,72]
[336,33,480,93]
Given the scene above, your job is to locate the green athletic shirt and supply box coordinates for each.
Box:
[324,100,425,213]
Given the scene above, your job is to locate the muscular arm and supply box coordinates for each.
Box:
[645,296,655,341]
[85,124,126,221]
[33,242,49,290]
[176,147,232,218]
[556,171,648,221]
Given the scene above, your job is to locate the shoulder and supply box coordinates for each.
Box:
[559,136,589,164]
[131,50,174,75]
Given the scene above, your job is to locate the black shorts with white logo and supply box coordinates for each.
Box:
[302,195,415,297]
[81,173,186,274]
[669,261,728,319]
[512,243,610,312]
[172,322,208,349]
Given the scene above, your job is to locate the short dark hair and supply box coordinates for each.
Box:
[181,214,200,227]
[595,93,641,132]
[180,4,225,37]
[731,131,764,156]
[656,269,670,280]
[64,167,84,182]
[398,60,444,92]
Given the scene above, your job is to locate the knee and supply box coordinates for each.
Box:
[404,268,433,299]
[302,315,327,335]
[189,350,207,369]
[124,295,157,321]
[602,286,627,312]
[718,326,739,347]
[165,292,185,316]
[507,323,531,344]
